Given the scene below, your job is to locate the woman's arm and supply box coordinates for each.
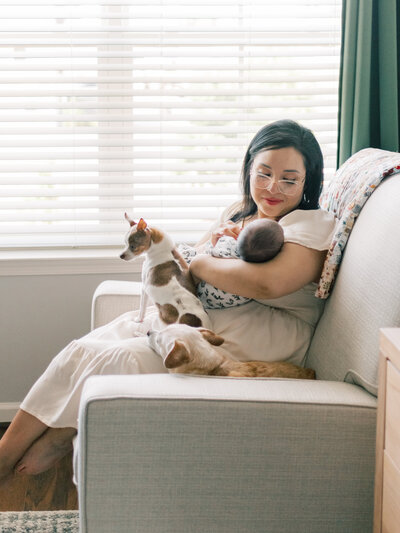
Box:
[189,242,327,300]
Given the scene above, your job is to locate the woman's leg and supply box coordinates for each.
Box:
[1,310,166,484]
[15,426,77,475]
[0,409,48,483]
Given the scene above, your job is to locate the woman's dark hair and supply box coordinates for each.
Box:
[231,119,324,222]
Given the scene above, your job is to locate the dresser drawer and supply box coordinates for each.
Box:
[382,452,400,533]
[385,362,400,469]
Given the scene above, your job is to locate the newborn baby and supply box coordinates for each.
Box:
[236,218,284,262]
[179,219,284,309]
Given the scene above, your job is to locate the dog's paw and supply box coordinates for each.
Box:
[134,318,144,323]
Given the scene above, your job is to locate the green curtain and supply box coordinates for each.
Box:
[337,0,400,166]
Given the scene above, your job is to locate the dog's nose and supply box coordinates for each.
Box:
[147,330,152,336]
[120,253,126,260]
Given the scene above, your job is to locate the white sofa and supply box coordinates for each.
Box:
[76,161,400,533]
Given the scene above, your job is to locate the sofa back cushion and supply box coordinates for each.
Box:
[306,175,400,395]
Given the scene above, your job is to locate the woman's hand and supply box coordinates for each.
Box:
[210,221,242,246]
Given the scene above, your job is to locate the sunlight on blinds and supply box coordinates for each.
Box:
[0,0,342,248]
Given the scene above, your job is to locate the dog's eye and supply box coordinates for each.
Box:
[129,244,135,250]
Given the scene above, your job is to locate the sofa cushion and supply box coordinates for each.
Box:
[77,374,376,533]
[306,175,400,395]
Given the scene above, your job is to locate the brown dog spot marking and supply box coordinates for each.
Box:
[150,228,163,243]
[156,303,179,324]
[149,260,197,294]
[150,261,181,286]
[128,230,151,253]
[179,313,203,327]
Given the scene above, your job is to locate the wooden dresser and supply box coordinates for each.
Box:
[374,328,400,533]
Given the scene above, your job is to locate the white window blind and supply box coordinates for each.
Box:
[0,0,342,249]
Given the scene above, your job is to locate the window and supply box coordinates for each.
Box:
[0,0,342,249]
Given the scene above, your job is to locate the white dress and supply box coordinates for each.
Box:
[20,209,337,429]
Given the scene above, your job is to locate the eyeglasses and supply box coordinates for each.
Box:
[250,171,305,196]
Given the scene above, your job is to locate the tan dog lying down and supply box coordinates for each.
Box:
[147,324,315,379]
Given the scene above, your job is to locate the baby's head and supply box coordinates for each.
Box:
[237,219,284,263]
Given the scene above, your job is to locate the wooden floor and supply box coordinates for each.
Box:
[0,424,78,512]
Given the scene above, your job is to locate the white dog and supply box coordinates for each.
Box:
[148,324,316,379]
[120,214,211,329]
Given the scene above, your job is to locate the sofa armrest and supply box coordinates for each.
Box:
[77,374,377,533]
[91,280,142,330]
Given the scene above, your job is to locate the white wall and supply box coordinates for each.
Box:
[0,271,139,420]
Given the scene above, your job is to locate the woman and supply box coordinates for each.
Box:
[0,119,336,484]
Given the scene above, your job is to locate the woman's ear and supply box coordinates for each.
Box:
[198,328,224,346]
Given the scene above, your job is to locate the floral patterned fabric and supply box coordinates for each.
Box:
[316,148,400,299]
[178,238,251,308]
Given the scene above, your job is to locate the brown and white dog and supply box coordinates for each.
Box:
[120,214,211,328]
[147,323,316,379]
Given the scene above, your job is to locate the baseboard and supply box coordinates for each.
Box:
[0,402,19,422]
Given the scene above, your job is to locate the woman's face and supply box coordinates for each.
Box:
[249,146,306,220]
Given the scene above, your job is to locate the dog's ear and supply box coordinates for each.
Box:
[149,227,163,244]
[164,340,190,369]
[198,328,224,346]
[124,212,136,227]
[137,218,147,231]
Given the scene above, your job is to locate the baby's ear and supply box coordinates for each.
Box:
[164,340,190,369]
[198,328,224,346]
[124,212,136,227]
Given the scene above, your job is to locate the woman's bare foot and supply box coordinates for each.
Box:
[15,427,77,476]
[0,409,48,486]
